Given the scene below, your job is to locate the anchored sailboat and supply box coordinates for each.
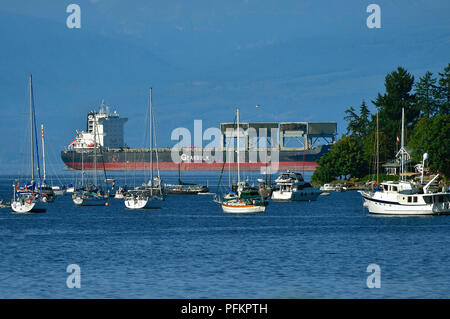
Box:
[72,105,109,206]
[124,87,164,209]
[220,108,268,213]
[11,75,48,213]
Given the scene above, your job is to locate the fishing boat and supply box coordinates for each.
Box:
[271,170,322,201]
[220,108,268,213]
[124,87,164,209]
[11,75,48,213]
[359,108,450,215]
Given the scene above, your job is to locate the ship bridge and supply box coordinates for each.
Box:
[220,121,336,151]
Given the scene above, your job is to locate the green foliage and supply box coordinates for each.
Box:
[436,63,450,115]
[311,135,369,184]
[313,63,450,183]
[344,101,370,137]
[414,71,439,118]
[408,114,450,177]
[372,67,418,157]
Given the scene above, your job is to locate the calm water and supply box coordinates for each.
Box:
[1,171,450,298]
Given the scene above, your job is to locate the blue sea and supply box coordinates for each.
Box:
[1,171,450,299]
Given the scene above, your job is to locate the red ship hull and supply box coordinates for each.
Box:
[64,161,318,171]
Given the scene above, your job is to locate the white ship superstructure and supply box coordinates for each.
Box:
[69,101,128,150]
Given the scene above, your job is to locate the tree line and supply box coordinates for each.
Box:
[312,64,450,184]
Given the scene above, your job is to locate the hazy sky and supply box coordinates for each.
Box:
[0,0,449,173]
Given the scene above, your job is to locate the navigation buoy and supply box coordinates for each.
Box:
[105,202,109,206]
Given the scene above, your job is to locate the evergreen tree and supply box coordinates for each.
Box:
[414,71,438,118]
[408,114,450,178]
[372,67,418,158]
[436,63,450,115]
[344,101,371,137]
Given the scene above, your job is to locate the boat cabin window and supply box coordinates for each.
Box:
[407,197,412,203]
[413,196,417,203]
[383,185,388,191]
[392,186,398,192]
[423,196,432,204]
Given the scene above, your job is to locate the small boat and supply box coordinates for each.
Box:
[359,108,450,215]
[271,170,322,201]
[164,133,209,195]
[123,88,164,209]
[51,186,66,196]
[219,109,268,214]
[11,75,47,213]
[319,192,331,196]
[124,189,162,209]
[72,106,109,206]
[72,186,108,206]
[114,186,125,199]
[320,184,337,191]
[0,200,11,209]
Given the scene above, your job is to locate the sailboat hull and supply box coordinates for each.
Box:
[221,201,266,213]
[11,199,46,213]
[73,195,108,206]
[124,197,160,209]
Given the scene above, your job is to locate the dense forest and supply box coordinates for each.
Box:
[311,64,450,184]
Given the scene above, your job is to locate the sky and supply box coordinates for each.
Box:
[0,0,449,174]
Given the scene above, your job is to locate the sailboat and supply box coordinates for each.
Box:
[38,124,56,201]
[11,75,48,213]
[124,87,164,209]
[164,133,210,195]
[220,108,268,213]
[359,108,450,215]
[72,106,109,206]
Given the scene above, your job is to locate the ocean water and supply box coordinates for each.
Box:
[1,171,450,299]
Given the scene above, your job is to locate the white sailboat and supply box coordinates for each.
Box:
[359,108,450,215]
[124,87,164,209]
[72,108,108,206]
[221,108,267,213]
[11,75,47,213]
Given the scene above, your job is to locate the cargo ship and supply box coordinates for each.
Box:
[61,103,337,171]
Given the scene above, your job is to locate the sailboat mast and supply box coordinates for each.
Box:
[93,115,98,186]
[29,75,34,181]
[150,87,153,187]
[401,107,405,181]
[237,108,240,185]
[41,124,46,182]
[376,111,379,184]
